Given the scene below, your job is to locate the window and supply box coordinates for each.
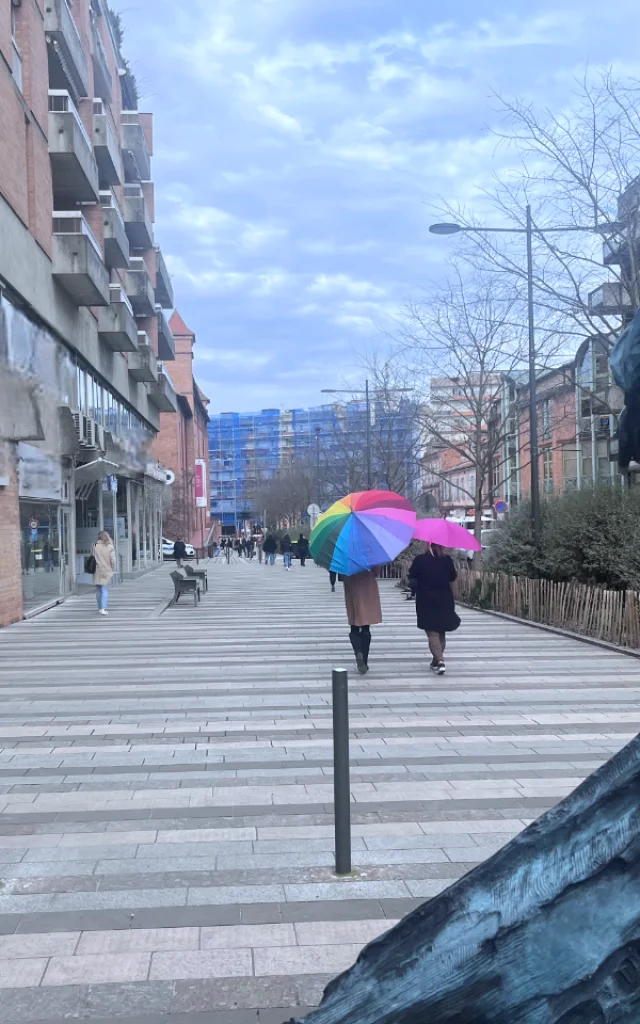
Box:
[541,399,552,440]
[11,5,22,93]
[562,446,577,487]
[542,448,553,493]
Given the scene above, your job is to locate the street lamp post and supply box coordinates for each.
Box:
[429,211,622,546]
[315,426,322,505]
[322,380,413,492]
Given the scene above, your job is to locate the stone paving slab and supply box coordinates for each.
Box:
[0,557,638,1020]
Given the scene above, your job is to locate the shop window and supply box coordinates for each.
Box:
[19,502,61,612]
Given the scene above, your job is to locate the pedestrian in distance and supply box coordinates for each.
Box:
[408,543,460,676]
[297,533,309,567]
[342,568,382,675]
[42,539,54,573]
[173,538,187,567]
[92,531,116,616]
[281,534,293,570]
[262,534,277,565]
[329,570,337,592]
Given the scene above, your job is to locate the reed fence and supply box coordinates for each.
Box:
[454,571,640,650]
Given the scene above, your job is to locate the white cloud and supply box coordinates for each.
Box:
[257,103,304,135]
[198,349,273,368]
[309,274,387,298]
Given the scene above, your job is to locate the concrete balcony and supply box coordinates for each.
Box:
[603,225,640,268]
[149,362,178,412]
[121,111,151,182]
[52,212,110,306]
[99,191,129,269]
[588,282,634,317]
[125,257,156,317]
[128,333,159,382]
[93,101,121,187]
[97,285,138,351]
[122,184,154,250]
[154,245,173,308]
[48,91,99,204]
[156,306,175,360]
[91,20,112,102]
[44,0,89,98]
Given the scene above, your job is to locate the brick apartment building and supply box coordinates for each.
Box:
[152,311,212,551]
[0,0,178,625]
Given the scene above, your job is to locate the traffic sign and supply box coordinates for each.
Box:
[307,504,321,516]
[494,500,508,514]
[28,519,39,530]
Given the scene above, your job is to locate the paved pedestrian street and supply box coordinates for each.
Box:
[0,558,638,1023]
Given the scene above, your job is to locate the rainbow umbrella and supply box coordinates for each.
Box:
[310,490,417,575]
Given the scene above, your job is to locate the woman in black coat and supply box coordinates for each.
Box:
[297,534,309,567]
[408,544,460,675]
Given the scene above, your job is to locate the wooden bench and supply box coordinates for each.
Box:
[184,564,208,592]
[170,571,200,607]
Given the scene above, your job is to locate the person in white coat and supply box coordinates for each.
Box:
[93,531,116,615]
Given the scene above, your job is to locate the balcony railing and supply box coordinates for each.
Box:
[99,190,126,231]
[109,283,134,317]
[52,211,102,259]
[588,281,634,316]
[44,0,89,98]
[48,90,93,150]
[91,17,112,100]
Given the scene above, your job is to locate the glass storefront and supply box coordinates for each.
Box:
[19,501,63,613]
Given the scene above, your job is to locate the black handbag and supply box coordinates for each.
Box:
[84,552,97,574]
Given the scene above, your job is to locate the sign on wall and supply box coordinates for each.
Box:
[194,459,207,508]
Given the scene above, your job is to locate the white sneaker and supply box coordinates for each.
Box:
[99,608,108,616]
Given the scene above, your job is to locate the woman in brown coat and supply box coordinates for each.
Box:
[93,531,116,616]
[342,569,382,675]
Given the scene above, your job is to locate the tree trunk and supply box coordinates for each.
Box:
[472,478,483,571]
[288,731,640,1024]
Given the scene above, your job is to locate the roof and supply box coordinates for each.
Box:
[194,381,210,421]
[169,310,195,337]
[194,382,210,406]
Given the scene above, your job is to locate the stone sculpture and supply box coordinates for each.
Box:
[289,733,640,1024]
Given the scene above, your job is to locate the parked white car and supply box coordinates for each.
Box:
[162,537,195,559]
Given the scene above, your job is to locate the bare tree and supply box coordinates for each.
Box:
[436,71,640,371]
[397,273,529,546]
[254,461,314,530]
[162,472,195,541]
[318,365,423,503]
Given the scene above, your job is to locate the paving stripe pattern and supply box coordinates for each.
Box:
[0,557,638,1023]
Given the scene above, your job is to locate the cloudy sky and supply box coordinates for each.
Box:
[116,0,637,413]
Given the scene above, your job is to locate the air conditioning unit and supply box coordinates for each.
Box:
[84,419,105,449]
[72,411,88,446]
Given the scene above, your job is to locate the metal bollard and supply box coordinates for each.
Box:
[332,667,351,875]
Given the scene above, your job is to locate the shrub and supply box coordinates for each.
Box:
[486,486,640,589]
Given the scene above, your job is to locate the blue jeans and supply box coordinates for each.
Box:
[95,584,108,610]
[283,552,292,568]
[267,552,276,565]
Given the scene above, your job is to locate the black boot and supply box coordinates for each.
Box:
[350,629,368,675]
[361,628,371,670]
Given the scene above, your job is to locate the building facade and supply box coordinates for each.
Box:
[0,0,177,626]
[208,401,420,532]
[151,312,211,550]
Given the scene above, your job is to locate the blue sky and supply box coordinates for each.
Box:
[116,0,638,413]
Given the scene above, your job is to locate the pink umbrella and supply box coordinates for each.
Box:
[413,518,482,551]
